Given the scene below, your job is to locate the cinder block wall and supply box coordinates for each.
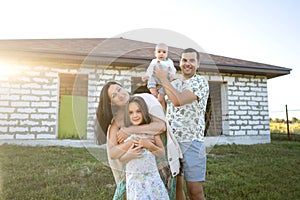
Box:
[225,75,270,136]
[0,63,60,139]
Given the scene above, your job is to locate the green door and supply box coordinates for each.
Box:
[58,95,87,139]
[58,73,88,139]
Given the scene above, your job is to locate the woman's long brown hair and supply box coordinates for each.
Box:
[96,81,121,136]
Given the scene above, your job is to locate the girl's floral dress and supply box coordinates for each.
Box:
[126,134,169,200]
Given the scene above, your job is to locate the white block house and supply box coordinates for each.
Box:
[0,38,291,145]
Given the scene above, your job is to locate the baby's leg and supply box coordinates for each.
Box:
[158,93,166,112]
[149,87,159,98]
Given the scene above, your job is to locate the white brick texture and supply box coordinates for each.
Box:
[0,63,270,142]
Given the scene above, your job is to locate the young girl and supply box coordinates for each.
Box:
[121,96,170,200]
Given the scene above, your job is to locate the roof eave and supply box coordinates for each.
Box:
[203,63,291,79]
[0,50,291,79]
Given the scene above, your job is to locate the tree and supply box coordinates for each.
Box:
[291,117,298,123]
[274,118,285,123]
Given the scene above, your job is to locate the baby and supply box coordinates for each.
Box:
[142,43,176,110]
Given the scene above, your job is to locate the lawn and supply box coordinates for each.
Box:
[0,146,114,200]
[0,133,299,199]
[205,134,300,199]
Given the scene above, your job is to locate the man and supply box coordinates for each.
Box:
[154,48,209,200]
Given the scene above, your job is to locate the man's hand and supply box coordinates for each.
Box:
[154,64,170,83]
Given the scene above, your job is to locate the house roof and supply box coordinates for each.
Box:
[0,38,291,79]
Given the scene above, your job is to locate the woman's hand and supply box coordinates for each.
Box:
[117,128,129,143]
[119,143,144,163]
[137,135,165,158]
[136,136,155,150]
[128,143,144,158]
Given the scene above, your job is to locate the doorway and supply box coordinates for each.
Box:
[205,81,227,136]
[58,73,88,139]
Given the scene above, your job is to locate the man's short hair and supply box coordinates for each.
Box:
[182,48,200,63]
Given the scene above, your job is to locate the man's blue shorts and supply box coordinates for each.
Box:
[179,141,206,182]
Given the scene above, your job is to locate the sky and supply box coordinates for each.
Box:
[0,0,299,119]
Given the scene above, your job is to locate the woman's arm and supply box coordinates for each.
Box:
[124,115,166,134]
[107,121,135,159]
[117,115,166,143]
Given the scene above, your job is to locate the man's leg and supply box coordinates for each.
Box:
[186,181,205,200]
[175,175,186,200]
[180,141,206,200]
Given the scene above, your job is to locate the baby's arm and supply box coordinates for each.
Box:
[142,60,156,81]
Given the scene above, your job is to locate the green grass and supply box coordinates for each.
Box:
[205,134,300,199]
[0,134,299,199]
[0,146,114,200]
[271,132,300,142]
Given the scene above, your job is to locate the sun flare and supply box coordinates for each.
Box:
[0,62,19,76]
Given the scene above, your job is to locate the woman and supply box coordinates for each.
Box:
[96,81,181,200]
